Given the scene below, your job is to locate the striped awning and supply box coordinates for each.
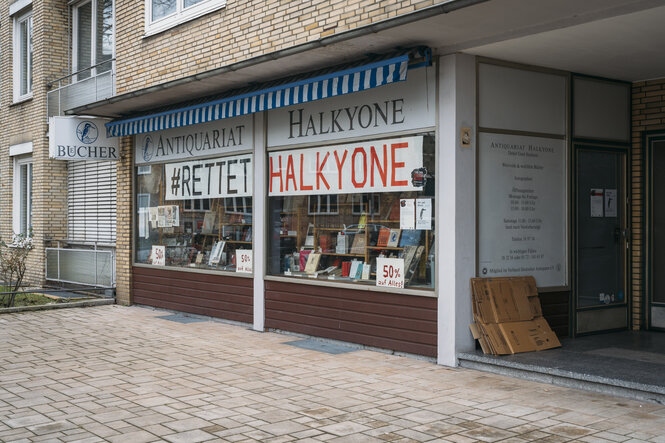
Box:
[106,53,410,137]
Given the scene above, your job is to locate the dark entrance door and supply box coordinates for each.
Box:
[575,147,628,334]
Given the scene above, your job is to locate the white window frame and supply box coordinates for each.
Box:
[13,10,33,103]
[13,156,33,235]
[144,0,225,36]
[72,0,115,82]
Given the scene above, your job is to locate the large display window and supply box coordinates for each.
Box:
[135,153,253,273]
[267,134,435,289]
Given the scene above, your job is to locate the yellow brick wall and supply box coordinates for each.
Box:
[115,136,133,305]
[0,0,70,286]
[115,0,437,94]
[631,78,665,329]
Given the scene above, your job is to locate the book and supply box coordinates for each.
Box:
[387,229,401,247]
[208,241,225,266]
[402,245,425,284]
[336,232,348,254]
[201,211,216,234]
[299,250,311,270]
[349,260,361,279]
[361,262,371,280]
[377,227,391,247]
[319,233,332,252]
[399,229,422,247]
[304,223,314,248]
[304,252,322,274]
[350,233,366,254]
[341,261,351,277]
[358,212,367,229]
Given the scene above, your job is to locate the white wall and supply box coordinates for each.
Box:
[253,113,266,331]
[437,53,477,366]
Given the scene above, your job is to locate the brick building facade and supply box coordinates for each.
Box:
[4,0,665,367]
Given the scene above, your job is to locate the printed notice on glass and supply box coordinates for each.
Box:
[400,199,415,230]
[415,198,432,230]
[376,257,405,289]
[590,189,604,218]
[605,189,617,217]
[478,133,567,288]
[151,246,166,266]
[236,249,253,274]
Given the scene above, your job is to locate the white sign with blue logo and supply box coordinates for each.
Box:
[49,116,119,161]
[135,115,253,165]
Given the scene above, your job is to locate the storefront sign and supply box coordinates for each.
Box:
[478,133,567,288]
[268,136,423,196]
[135,115,253,165]
[236,249,252,273]
[376,257,405,288]
[267,67,435,147]
[49,116,119,161]
[164,154,253,200]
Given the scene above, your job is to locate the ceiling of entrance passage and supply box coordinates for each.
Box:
[452,1,665,81]
[77,0,665,117]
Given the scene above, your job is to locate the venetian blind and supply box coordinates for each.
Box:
[67,160,116,243]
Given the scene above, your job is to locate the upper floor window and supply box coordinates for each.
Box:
[73,0,114,81]
[145,0,225,36]
[13,10,33,102]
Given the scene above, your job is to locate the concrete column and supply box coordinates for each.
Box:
[253,113,266,331]
[437,53,477,366]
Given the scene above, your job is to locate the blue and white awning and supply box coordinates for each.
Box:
[106,54,410,137]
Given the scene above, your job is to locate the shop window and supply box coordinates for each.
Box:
[72,0,114,81]
[135,155,252,272]
[268,134,436,290]
[145,0,225,36]
[13,10,33,102]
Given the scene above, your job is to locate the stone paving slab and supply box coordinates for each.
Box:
[2,305,665,442]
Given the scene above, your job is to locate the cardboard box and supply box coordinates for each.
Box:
[469,276,561,355]
[498,318,561,354]
[471,277,534,323]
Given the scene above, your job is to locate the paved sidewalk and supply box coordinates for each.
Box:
[2,306,665,442]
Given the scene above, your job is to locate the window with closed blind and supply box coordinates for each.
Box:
[67,160,117,244]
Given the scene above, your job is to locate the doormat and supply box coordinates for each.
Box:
[285,339,357,354]
[157,314,206,324]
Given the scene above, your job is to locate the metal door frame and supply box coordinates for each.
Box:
[572,143,630,335]
[645,132,665,330]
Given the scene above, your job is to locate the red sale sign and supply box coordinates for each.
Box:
[375,257,405,288]
[236,249,252,274]
[268,136,423,196]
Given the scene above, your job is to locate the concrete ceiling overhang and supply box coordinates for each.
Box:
[72,0,665,118]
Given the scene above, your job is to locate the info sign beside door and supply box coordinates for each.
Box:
[478,133,567,288]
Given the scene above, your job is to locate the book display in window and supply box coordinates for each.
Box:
[270,197,433,288]
[138,165,253,271]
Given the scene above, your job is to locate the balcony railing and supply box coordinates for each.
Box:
[47,59,116,118]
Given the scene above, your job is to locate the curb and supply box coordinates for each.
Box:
[0,298,115,314]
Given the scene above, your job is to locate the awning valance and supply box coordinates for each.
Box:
[106,53,412,137]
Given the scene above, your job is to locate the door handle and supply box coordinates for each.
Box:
[614,227,621,243]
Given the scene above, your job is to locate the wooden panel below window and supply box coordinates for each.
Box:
[132,266,253,323]
[540,291,570,337]
[265,281,437,357]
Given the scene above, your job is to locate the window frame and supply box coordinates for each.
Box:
[13,156,33,236]
[144,0,226,36]
[72,0,115,82]
[13,10,33,103]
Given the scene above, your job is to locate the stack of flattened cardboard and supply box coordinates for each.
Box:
[469,276,561,355]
